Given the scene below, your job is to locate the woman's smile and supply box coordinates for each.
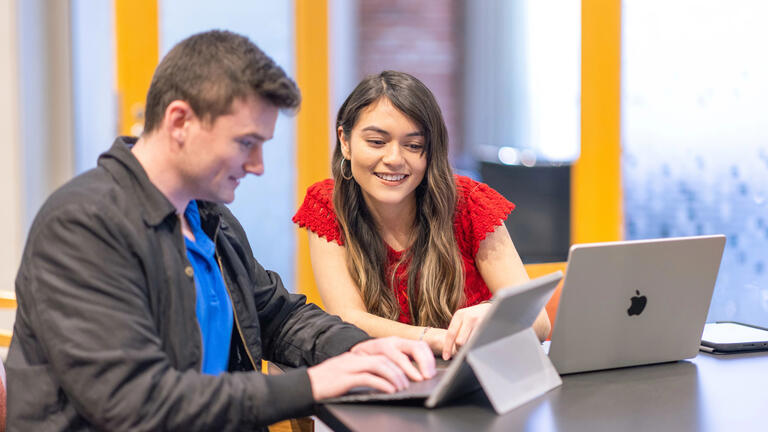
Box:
[374,172,409,184]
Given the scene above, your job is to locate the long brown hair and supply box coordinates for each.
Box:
[332,71,464,328]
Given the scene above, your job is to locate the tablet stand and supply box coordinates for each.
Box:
[466,327,562,414]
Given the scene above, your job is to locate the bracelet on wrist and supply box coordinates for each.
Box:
[419,326,432,341]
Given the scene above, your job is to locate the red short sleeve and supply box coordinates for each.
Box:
[454,175,515,256]
[292,179,344,245]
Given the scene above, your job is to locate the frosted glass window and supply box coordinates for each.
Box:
[622,0,768,326]
[464,0,580,166]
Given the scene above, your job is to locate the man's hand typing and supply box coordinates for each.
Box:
[307,337,436,401]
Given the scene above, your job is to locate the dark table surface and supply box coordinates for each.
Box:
[316,350,768,431]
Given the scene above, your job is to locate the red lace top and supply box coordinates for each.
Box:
[292,175,515,324]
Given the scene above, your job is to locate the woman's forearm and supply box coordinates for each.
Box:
[337,308,446,354]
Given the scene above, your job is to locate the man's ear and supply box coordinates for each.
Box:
[338,126,351,159]
[164,100,195,146]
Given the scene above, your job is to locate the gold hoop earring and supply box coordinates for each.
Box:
[340,158,354,181]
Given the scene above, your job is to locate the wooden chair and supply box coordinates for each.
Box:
[266,361,314,432]
[0,290,13,432]
[0,291,15,349]
[524,262,567,340]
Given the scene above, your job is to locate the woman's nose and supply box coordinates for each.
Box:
[382,143,404,166]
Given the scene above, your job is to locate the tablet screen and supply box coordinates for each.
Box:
[702,322,768,344]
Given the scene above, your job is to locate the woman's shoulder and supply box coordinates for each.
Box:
[453,174,514,212]
[295,178,336,213]
[453,173,478,193]
[452,174,515,255]
[293,178,343,244]
[305,178,335,201]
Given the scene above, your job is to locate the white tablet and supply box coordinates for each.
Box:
[700,321,768,352]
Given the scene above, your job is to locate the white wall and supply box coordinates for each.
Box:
[18,0,75,233]
[159,0,298,289]
[72,0,116,174]
[1,0,76,349]
[0,0,23,302]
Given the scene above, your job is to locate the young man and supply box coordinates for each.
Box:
[7,30,434,431]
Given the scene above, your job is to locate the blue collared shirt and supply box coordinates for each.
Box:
[183,200,234,375]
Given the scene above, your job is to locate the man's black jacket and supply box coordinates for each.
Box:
[7,137,369,431]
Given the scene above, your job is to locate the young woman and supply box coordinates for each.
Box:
[293,71,550,360]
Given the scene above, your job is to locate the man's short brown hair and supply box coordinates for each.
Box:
[143,30,301,134]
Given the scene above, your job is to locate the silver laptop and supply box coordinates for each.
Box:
[324,272,563,407]
[547,234,726,374]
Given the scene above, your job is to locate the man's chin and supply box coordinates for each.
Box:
[199,191,235,204]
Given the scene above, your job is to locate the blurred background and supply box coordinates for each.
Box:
[1,0,766,352]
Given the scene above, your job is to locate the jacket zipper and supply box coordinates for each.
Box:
[213,225,259,371]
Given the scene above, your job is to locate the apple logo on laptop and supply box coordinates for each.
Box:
[627,290,647,316]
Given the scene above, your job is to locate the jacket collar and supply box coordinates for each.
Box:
[98,137,178,227]
[198,201,226,239]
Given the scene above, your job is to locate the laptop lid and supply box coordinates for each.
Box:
[548,235,726,374]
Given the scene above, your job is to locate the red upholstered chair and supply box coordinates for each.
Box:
[524,262,567,340]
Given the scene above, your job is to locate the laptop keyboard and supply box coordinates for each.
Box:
[326,368,448,402]
[323,358,452,403]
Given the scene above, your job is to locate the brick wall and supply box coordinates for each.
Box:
[357,0,464,162]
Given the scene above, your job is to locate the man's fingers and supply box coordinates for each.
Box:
[380,355,410,390]
[385,347,424,382]
[407,340,437,379]
[347,337,436,384]
[352,372,397,394]
[388,338,436,380]
[309,352,415,400]
[357,354,408,391]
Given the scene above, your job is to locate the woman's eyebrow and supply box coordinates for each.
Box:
[360,126,390,136]
[360,126,423,137]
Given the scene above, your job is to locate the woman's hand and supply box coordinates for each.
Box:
[441,302,493,360]
[421,327,448,355]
